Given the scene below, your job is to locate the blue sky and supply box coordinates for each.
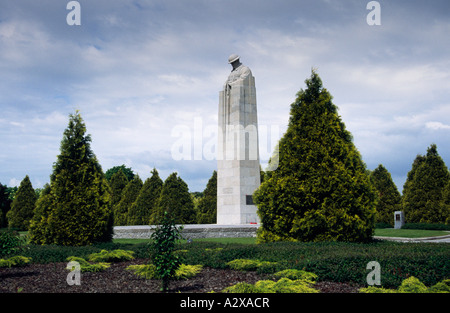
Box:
[1,0,450,192]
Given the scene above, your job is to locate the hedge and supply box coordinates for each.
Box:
[401,223,450,231]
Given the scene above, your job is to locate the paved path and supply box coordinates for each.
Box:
[374,233,450,243]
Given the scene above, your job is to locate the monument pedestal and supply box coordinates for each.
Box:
[217,63,260,225]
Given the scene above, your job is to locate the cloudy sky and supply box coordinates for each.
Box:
[1,0,449,192]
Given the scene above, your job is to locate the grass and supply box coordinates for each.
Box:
[190,237,257,244]
[113,238,150,245]
[374,228,449,238]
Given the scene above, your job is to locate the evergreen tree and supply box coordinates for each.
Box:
[113,175,143,225]
[28,184,52,244]
[129,168,163,225]
[196,171,217,224]
[109,169,129,208]
[6,176,37,230]
[0,183,12,228]
[28,111,113,246]
[440,181,450,224]
[105,165,135,181]
[369,164,401,226]
[253,70,376,243]
[157,172,195,224]
[402,144,450,223]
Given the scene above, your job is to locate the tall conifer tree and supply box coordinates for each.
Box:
[109,169,129,208]
[113,175,143,225]
[129,168,163,225]
[369,165,401,225]
[402,144,450,223]
[0,183,11,228]
[254,70,376,242]
[157,172,195,224]
[196,171,217,224]
[6,175,36,230]
[29,183,52,244]
[28,111,113,246]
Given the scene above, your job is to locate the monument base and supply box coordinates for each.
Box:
[113,224,259,240]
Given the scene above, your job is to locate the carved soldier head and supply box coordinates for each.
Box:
[228,54,242,70]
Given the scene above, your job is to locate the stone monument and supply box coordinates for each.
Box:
[394,211,405,229]
[217,54,261,224]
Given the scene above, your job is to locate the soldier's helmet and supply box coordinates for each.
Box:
[228,54,240,64]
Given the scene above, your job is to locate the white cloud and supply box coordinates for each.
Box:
[426,121,450,130]
[1,0,450,193]
[8,178,21,187]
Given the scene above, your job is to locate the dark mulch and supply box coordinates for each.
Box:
[0,259,360,293]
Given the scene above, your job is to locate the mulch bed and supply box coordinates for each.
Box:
[0,259,360,293]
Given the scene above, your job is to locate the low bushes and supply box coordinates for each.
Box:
[223,278,319,293]
[0,229,27,256]
[0,255,31,268]
[88,249,135,262]
[226,259,278,273]
[66,256,110,272]
[360,276,450,293]
[65,249,136,272]
[126,263,203,280]
[223,268,319,293]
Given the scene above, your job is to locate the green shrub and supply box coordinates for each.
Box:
[375,223,393,229]
[66,256,110,272]
[126,263,202,280]
[126,264,158,279]
[0,229,27,256]
[226,259,278,272]
[0,255,32,268]
[175,264,203,280]
[150,211,184,291]
[397,276,429,293]
[227,259,260,271]
[360,276,450,293]
[88,249,135,262]
[222,282,260,293]
[204,248,223,253]
[274,269,318,282]
[224,278,318,293]
[270,278,318,293]
[429,279,450,293]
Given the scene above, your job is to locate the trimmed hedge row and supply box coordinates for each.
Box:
[401,223,450,231]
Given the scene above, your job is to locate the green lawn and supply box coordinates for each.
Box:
[113,238,151,245]
[374,228,450,238]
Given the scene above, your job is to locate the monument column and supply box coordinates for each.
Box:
[217,54,261,225]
